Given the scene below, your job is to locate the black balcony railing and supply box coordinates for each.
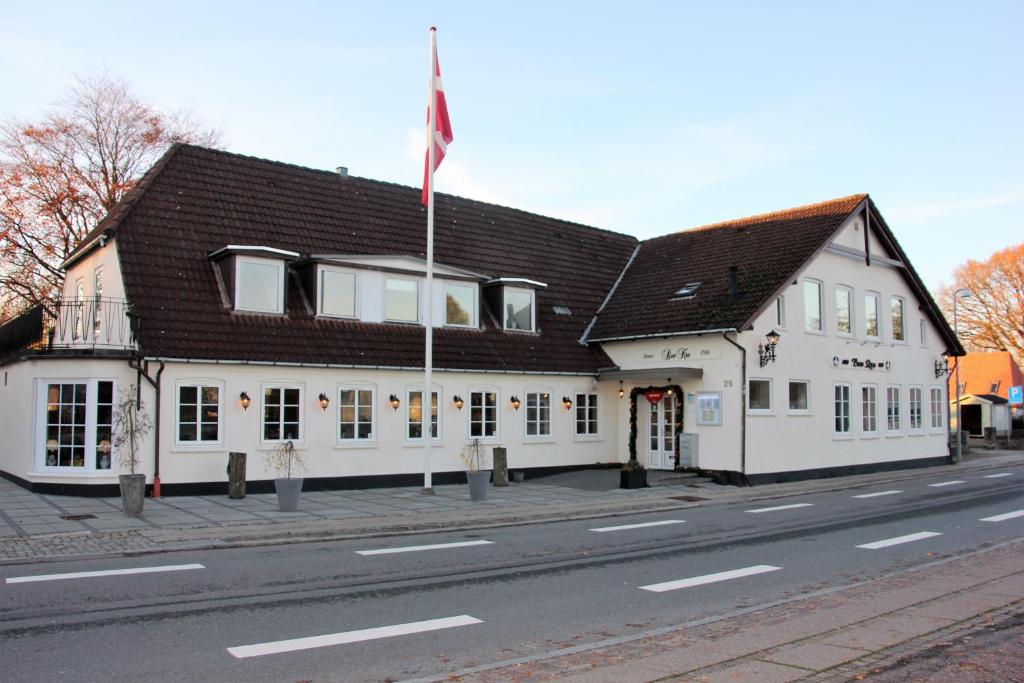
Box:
[0,298,138,355]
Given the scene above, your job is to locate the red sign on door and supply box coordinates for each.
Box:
[644,389,665,404]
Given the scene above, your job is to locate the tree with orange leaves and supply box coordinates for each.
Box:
[938,243,1024,364]
[0,74,220,319]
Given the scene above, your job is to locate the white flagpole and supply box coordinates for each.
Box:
[423,27,437,493]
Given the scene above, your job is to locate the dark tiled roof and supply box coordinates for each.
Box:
[588,195,868,341]
[111,145,638,373]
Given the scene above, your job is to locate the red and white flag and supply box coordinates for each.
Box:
[422,29,453,205]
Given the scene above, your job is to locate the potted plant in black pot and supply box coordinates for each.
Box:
[112,385,152,516]
[460,439,492,502]
[620,458,647,489]
[264,439,306,511]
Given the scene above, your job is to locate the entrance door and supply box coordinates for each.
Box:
[961,404,983,436]
[647,396,677,470]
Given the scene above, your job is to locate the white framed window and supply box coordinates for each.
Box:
[575,393,598,436]
[338,386,375,442]
[788,380,810,413]
[73,279,86,340]
[262,384,303,442]
[92,268,103,339]
[176,382,223,446]
[504,287,535,331]
[696,392,722,425]
[774,296,786,329]
[319,268,357,318]
[886,385,901,433]
[920,319,927,346]
[385,277,419,322]
[909,386,923,431]
[407,388,440,441]
[525,391,551,437]
[445,283,477,327]
[38,379,115,472]
[865,292,880,338]
[891,297,906,342]
[834,383,851,434]
[929,387,944,430]
[469,390,498,439]
[236,256,285,313]
[748,379,772,413]
[862,384,878,434]
[835,286,853,336]
[803,280,823,333]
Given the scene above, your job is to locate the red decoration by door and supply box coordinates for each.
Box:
[644,389,665,404]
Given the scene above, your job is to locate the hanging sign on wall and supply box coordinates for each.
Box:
[832,356,892,371]
[645,389,665,404]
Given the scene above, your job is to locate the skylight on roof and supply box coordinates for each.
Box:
[552,305,572,316]
[671,282,702,300]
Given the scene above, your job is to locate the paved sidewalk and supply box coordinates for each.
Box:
[438,540,1024,683]
[0,450,1019,564]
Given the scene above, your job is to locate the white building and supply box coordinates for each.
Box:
[0,145,963,495]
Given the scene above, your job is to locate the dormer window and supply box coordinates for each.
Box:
[385,277,419,322]
[445,282,477,327]
[672,282,702,300]
[319,267,356,318]
[504,287,535,331]
[236,256,285,314]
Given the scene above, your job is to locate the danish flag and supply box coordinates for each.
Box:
[422,28,453,205]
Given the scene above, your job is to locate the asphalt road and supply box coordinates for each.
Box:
[0,465,1021,682]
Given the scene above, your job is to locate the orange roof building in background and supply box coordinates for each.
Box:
[949,351,1024,403]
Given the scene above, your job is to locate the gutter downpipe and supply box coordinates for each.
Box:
[131,358,165,498]
[722,331,749,485]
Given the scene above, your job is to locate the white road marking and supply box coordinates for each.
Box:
[226,615,483,658]
[355,540,493,556]
[982,473,1014,479]
[746,503,814,514]
[640,565,781,593]
[857,532,942,550]
[980,510,1024,522]
[5,563,204,584]
[852,490,903,499]
[928,480,966,487]
[590,520,685,533]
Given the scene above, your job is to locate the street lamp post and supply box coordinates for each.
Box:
[953,288,972,463]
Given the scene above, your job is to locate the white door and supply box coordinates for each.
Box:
[647,396,677,470]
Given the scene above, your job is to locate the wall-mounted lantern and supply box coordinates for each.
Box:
[239,391,251,410]
[453,395,464,410]
[934,359,948,379]
[666,379,673,397]
[510,395,521,410]
[562,396,573,411]
[318,393,330,411]
[618,381,624,399]
[758,329,781,368]
[389,394,401,411]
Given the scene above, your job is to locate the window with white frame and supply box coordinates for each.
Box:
[469,390,498,438]
[176,384,221,444]
[748,379,772,412]
[834,384,851,434]
[575,393,598,435]
[338,387,374,441]
[504,287,534,331]
[835,286,853,335]
[445,283,477,327]
[236,256,285,313]
[862,385,878,434]
[385,278,419,322]
[92,268,103,339]
[930,387,944,429]
[262,385,302,442]
[920,319,927,346]
[525,391,551,437]
[696,392,722,425]
[886,385,901,433]
[319,268,356,318]
[804,280,823,332]
[891,297,905,341]
[40,379,114,471]
[74,280,86,340]
[865,293,880,338]
[909,386,923,431]
[788,381,809,412]
[774,296,786,328]
[407,389,439,440]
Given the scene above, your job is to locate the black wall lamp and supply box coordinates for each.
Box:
[239,391,251,410]
[562,396,573,410]
[666,379,673,397]
[389,394,401,411]
[453,395,464,410]
[318,393,330,411]
[618,381,624,399]
[758,329,781,367]
[934,359,948,378]
[510,395,521,410]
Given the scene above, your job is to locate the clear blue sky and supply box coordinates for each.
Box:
[3,1,1021,288]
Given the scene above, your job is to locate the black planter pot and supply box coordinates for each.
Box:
[620,468,648,489]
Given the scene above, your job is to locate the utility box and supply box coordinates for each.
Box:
[678,433,698,468]
[227,451,246,499]
[492,447,509,486]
